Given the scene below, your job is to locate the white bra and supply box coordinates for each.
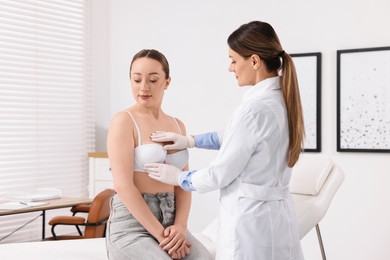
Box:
[126,112,189,173]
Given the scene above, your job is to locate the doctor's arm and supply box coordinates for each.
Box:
[146,112,262,193]
[184,111,266,193]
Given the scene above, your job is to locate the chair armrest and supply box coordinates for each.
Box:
[49,216,86,226]
[71,204,91,214]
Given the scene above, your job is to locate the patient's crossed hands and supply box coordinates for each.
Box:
[160,224,191,259]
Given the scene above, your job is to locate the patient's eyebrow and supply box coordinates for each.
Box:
[132,72,160,76]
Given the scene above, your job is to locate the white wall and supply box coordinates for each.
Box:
[92,1,390,259]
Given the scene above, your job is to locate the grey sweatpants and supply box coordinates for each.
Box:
[105,193,213,260]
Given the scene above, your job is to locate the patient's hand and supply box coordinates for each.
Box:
[169,241,191,259]
[160,225,191,259]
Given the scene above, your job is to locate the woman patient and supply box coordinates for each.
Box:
[105,49,212,260]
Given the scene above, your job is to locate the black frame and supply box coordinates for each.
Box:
[337,46,390,152]
[291,52,322,152]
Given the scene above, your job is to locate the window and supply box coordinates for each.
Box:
[0,0,94,242]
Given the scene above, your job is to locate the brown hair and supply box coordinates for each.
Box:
[227,21,305,167]
[129,49,170,79]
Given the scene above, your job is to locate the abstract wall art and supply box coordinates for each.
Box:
[337,46,390,152]
[291,52,322,152]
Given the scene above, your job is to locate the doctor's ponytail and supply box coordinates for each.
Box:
[228,21,305,167]
[279,53,305,167]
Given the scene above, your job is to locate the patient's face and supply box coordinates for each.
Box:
[130,57,170,107]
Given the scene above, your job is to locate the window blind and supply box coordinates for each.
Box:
[0,0,94,243]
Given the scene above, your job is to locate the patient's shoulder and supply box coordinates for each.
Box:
[109,111,137,135]
[172,116,186,135]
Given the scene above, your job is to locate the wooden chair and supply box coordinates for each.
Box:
[47,189,115,240]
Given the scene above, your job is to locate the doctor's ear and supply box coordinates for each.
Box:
[251,55,261,69]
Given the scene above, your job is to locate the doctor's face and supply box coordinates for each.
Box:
[228,48,256,86]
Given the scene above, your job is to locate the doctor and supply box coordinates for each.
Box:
[144,21,305,260]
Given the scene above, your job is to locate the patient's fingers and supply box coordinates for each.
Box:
[169,251,179,259]
[171,242,190,259]
[185,244,190,254]
[159,228,171,247]
[171,240,186,255]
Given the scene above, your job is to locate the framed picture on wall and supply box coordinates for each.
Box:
[337,46,390,152]
[291,52,322,152]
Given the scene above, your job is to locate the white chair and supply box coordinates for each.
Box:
[195,153,344,260]
[290,153,344,260]
[194,218,219,258]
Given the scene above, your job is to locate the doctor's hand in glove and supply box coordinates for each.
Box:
[150,131,195,150]
[143,163,182,186]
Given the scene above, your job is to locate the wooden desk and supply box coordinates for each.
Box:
[0,197,92,240]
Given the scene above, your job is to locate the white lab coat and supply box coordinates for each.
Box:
[192,76,304,260]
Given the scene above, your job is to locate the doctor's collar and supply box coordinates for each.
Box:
[243,76,281,101]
